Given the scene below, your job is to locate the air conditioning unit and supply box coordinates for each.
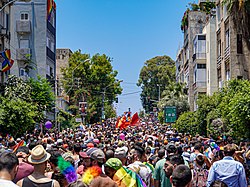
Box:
[0,28,7,35]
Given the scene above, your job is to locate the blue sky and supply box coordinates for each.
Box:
[56,0,194,115]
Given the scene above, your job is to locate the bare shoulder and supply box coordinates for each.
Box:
[53,180,60,187]
[16,179,23,187]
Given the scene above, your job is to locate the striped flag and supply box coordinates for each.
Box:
[1,49,14,72]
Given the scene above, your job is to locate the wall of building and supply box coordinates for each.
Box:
[204,17,217,95]
[186,11,206,111]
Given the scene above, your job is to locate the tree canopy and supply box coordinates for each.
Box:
[137,56,176,113]
[0,75,55,136]
[61,51,122,123]
[175,79,250,140]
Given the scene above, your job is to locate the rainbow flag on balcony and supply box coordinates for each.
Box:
[1,49,14,72]
[47,0,56,21]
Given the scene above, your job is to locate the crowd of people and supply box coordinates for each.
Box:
[0,121,249,187]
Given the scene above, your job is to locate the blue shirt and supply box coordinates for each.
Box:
[207,156,247,187]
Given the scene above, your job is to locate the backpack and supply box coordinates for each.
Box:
[192,167,208,187]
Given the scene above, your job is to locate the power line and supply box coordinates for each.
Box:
[121,91,141,96]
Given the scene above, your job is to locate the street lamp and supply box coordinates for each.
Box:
[0,0,31,13]
[101,80,123,120]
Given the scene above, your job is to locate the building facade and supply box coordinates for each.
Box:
[178,10,206,111]
[9,0,56,82]
[0,0,12,83]
[177,0,250,110]
[56,48,72,111]
[216,0,250,88]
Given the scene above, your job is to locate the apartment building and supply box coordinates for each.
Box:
[192,15,217,110]
[9,0,56,82]
[0,0,12,83]
[177,10,206,111]
[56,48,72,111]
[216,0,250,87]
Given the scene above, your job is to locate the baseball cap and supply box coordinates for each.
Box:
[79,151,90,159]
[86,148,105,163]
[105,158,122,170]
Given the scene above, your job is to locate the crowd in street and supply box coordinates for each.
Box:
[0,121,249,187]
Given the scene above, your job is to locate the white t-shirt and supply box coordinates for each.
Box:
[0,179,19,187]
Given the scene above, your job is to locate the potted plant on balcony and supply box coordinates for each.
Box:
[200,1,216,15]
[181,9,190,32]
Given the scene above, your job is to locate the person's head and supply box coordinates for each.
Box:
[73,143,81,153]
[8,141,16,149]
[114,147,128,165]
[104,158,122,179]
[170,165,192,187]
[223,144,236,157]
[47,150,61,170]
[105,149,114,161]
[79,152,91,169]
[28,145,51,172]
[16,146,30,162]
[194,143,202,152]
[129,145,145,162]
[164,154,184,178]
[158,149,165,159]
[166,143,177,155]
[0,152,19,180]
[86,148,105,167]
[195,154,204,167]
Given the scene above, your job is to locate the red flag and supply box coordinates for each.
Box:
[12,140,24,153]
[131,112,139,126]
[115,117,120,128]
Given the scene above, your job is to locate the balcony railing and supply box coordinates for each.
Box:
[224,46,230,62]
[217,55,221,68]
[193,53,206,61]
[16,20,31,33]
[193,81,207,89]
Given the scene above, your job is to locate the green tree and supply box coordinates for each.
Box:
[0,97,36,136]
[158,82,189,119]
[28,76,55,123]
[61,51,122,123]
[137,56,176,113]
[174,111,197,136]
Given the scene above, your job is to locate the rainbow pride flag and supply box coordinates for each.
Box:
[47,0,56,21]
[1,49,14,72]
[113,166,147,187]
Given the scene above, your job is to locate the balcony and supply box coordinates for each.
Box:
[47,47,55,62]
[224,46,230,62]
[193,81,207,92]
[16,48,31,61]
[217,55,221,68]
[16,20,31,33]
[193,53,206,61]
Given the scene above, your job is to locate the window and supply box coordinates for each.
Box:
[218,68,222,88]
[216,5,221,22]
[20,39,29,48]
[225,29,230,48]
[225,63,230,81]
[19,68,28,77]
[20,12,29,21]
[197,64,206,69]
[50,67,53,77]
[217,40,221,56]
[237,34,243,54]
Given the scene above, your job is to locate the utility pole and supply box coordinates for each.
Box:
[157,84,161,101]
[101,88,105,121]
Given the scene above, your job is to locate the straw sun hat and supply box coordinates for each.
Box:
[28,145,51,164]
